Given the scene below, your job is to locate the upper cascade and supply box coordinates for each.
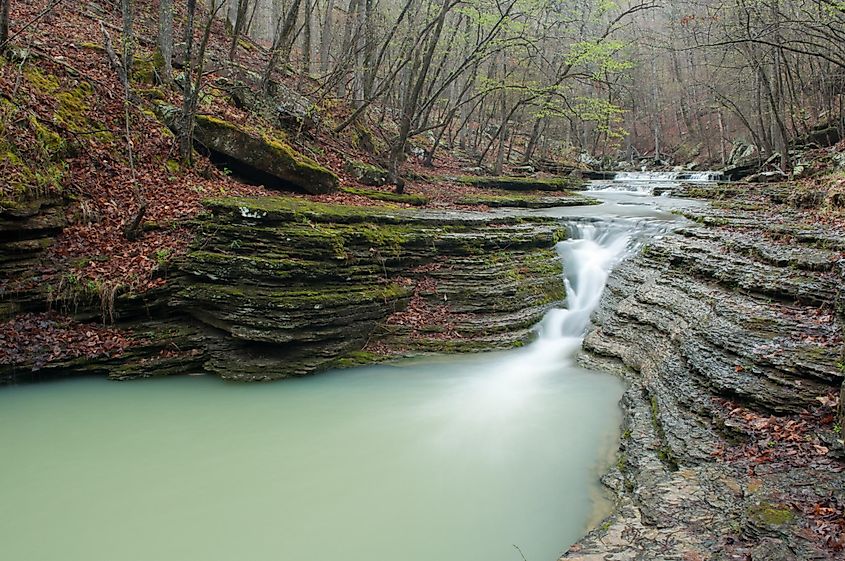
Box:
[613,171,723,182]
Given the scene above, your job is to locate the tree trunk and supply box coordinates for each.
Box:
[0,0,10,47]
[158,0,173,81]
[121,0,134,75]
[178,0,198,162]
[320,0,335,73]
[302,0,312,73]
[387,0,450,193]
[352,0,366,107]
[523,115,545,165]
[336,0,359,99]
[262,0,303,94]
[228,0,250,61]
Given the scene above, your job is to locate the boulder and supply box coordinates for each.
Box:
[192,114,338,194]
[793,120,842,148]
[221,75,320,132]
[745,170,788,183]
[722,140,763,180]
[728,140,759,166]
[345,160,388,186]
[535,158,578,174]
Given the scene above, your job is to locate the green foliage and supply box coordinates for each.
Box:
[572,97,627,143]
[566,40,633,76]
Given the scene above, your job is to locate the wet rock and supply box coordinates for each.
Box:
[454,175,586,191]
[566,191,845,560]
[455,192,600,208]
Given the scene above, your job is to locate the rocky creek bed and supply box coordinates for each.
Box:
[2,180,844,559]
[565,183,845,560]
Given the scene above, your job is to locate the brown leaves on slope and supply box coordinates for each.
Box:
[712,395,841,468]
[0,312,130,368]
[712,395,845,553]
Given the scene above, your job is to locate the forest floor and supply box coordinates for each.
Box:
[0,1,578,367]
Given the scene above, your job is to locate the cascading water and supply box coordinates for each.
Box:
[431,221,635,443]
[588,170,723,195]
[614,170,723,182]
[540,223,633,340]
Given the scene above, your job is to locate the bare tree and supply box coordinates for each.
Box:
[0,0,10,47]
[262,0,304,93]
[158,0,173,81]
[228,0,251,61]
[178,0,227,162]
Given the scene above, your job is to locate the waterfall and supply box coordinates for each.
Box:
[430,221,635,432]
[613,170,723,182]
[538,223,633,341]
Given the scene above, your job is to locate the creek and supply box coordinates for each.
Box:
[0,176,711,561]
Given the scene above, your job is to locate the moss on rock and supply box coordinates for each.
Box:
[341,186,428,206]
[456,192,600,208]
[171,196,568,379]
[345,160,389,186]
[193,113,339,194]
[455,175,586,192]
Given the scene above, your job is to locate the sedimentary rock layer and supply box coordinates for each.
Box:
[565,186,845,560]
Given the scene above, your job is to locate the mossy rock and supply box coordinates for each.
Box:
[454,175,586,192]
[747,503,796,529]
[193,114,338,194]
[345,160,388,186]
[341,186,428,206]
[455,192,599,208]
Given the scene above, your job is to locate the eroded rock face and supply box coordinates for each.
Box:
[0,195,567,383]
[564,187,845,560]
[0,197,66,317]
[169,196,567,380]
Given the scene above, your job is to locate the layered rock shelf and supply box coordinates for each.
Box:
[565,185,845,560]
[0,197,66,317]
[454,175,586,191]
[1,196,568,383]
[173,197,566,380]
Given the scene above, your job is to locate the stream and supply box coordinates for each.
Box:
[0,176,710,561]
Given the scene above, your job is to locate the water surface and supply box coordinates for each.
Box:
[0,357,622,561]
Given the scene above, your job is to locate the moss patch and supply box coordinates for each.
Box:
[193,113,339,194]
[341,186,428,206]
[748,504,796,527]
[455,175,585,192]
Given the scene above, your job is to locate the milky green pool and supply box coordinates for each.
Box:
[0,351,622,561]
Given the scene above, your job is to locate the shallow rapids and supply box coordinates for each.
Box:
[0,176,707,561]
